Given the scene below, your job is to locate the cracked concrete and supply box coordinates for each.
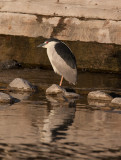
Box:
[0,0,121,44]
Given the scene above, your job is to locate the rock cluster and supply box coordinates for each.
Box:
[0,78,36,105]
[0,77,121,109]
[87,90,121,108]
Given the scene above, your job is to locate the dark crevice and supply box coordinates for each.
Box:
[51,17,66,37]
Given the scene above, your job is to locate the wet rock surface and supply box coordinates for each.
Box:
[9,78,36,92]
[0,92,14,103]
[88,90,113,101]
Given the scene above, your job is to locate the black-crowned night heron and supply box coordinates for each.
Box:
[37,38,77,86]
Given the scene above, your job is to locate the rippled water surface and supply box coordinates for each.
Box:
[0,69,121,159]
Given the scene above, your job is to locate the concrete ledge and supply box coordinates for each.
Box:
[0,12,60,38]
[56,18,121,44]
[0,12,121,45]
[0,0,121,20]
[0,0,121,44]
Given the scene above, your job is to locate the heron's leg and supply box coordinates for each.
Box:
[59,76,63,86]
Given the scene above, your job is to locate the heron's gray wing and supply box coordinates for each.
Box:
[51,54,77,84]
[54,42,76,69]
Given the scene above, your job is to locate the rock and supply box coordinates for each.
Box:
[0,60,21,69]
[46,84,80,100]
[9,78,36,91]
[88,91,113,101]
[46,84,66,95]
[110,98,121,107]
[0,92,14,103]
[46,84,80,98]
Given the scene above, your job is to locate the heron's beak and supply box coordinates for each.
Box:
[37,43,45,47]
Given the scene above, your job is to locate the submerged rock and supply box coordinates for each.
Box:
[111,98,121,107]
[9,78,36,91]
[88,91,113,101]
[0,92,14,103]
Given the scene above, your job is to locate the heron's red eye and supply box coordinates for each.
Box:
[45,41,48,44]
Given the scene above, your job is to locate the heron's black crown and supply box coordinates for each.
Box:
[45,38,61,43]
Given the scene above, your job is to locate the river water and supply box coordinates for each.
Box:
[0,69,121,160]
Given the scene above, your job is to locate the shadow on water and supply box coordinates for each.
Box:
[0,69,121,159]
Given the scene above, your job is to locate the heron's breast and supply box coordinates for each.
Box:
[47,47,60,74]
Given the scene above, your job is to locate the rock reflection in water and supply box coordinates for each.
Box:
[88,99,110,107]
[46,94,76,106]
[0,103,11,110]
[9,92,32,101]
[0,98,120,159]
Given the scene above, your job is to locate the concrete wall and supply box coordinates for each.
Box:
[0,0,121,44]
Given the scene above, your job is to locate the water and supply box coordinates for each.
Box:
[0,69,121,159]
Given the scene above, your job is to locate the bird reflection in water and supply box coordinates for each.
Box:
[41,94,76,143]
